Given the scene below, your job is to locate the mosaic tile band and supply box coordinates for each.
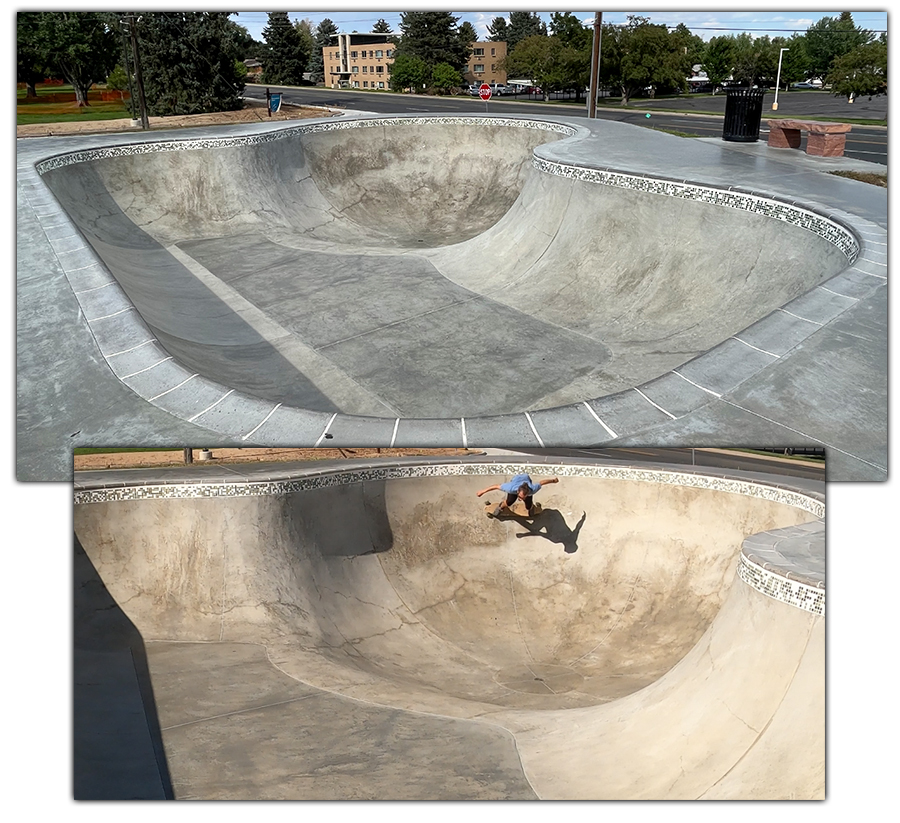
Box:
[34,115,856,262]
[532,156,859,260]
[738,553,824,616]
[74,461,824,614]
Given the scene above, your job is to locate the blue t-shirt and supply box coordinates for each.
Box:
[500,473,542,494]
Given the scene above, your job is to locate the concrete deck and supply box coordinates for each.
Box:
[17,112,886,481]
[74,452,825,800]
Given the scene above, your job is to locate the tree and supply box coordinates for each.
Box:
[122,12,245,117]
[227,17,257,59]
[772,35,810,90]
[295,19,316,72]
[458,21,478,47]
[389,52,429,92]
[261,12,308,85]
[730,32,776,87]
[549,12,591,51]
[308,18,338,84]
[503,35,588,100]
[507,11,546,52]
[26,11,118,106]
[670,23,705,69]
[826,39,887,101]
[600,16,690,103]
[372,19,393,35]
[431,62,464,94]
[805,13,872,81]
[701,36,733,93]
[486,17,508,43]
[395,12,469,74]
[16,13,46,98]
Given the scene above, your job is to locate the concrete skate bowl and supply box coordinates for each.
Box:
[74,461,825,799]
[40,116,859,434]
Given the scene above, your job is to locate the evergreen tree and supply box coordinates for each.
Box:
[125,12,244,116]
[458,21,478,47]
[486,17,508,42]
[295,19,316,71]
[395,12,469,73]
[507,11,546,52]
[373,19,392,35]
[308,18,338,83]
[261,11,308,85]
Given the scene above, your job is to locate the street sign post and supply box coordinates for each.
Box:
[479,82,491,111]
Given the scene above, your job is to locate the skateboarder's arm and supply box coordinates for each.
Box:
[476,484,502,497]
[536,477,559,488]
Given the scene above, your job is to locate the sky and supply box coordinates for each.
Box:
[231,7,888,43]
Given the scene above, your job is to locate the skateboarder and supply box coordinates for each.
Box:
[476,473,559,517]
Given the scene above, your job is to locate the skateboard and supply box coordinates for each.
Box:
[484,500,543,519]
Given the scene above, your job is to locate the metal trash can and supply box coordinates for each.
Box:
[722,87,766,142]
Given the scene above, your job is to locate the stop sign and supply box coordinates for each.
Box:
[479,83,492,101]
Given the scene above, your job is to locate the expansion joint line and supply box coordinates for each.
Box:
[507,567,535,664]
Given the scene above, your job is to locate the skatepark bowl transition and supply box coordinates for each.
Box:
[18,113,887,481]
[74,456,825,800]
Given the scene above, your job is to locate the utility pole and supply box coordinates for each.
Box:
[588,12,602,119]
[124,14,150,130]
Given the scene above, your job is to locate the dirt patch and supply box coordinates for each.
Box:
[828,170,887,188]
[16,101,337,138]
[73,448,479,471]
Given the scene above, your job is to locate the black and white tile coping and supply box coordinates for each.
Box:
[28,116,884,452]
[74,461,825,616]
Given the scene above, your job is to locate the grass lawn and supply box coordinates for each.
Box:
[17,83,133,125]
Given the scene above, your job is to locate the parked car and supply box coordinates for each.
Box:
[791,81,822,89]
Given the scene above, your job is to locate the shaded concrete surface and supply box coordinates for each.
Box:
[17,113,887,481]
[74,455,824,800]
[74,535,172,799]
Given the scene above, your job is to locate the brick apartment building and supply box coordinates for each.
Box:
[323,32,508,89]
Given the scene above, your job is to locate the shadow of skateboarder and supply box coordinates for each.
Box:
[513,509,587,554]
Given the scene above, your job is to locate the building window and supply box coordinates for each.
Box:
[350,51,357,58]
[473,48,484,56]
[474,64,484,73]
[491,47,496,56]
[353,81,359,88]
[376,65,384,74]
[375,50,383,58]
[378,82,385,89]
[387,50,393,57]
[351,66,358,73]
[363,81,368,87]
[362,65,367,73]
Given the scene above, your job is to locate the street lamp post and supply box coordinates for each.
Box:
[772,48,789,111]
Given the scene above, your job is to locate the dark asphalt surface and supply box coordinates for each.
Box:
[246,84,887,166]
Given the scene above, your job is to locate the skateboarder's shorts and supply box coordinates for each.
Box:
[506,492,533,510]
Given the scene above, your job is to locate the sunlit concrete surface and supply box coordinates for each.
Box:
[74,453,825,800]
[18,113,886,480]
